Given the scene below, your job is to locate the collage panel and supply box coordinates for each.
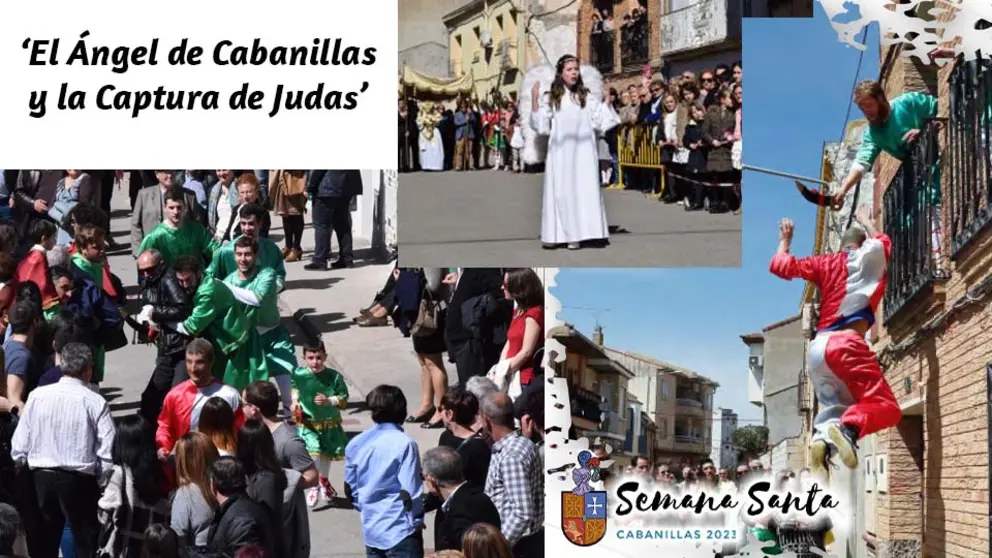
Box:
[398,0,742,268]
[546,3,992,558]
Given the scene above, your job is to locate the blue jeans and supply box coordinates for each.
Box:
[61,523,75,558]
[365,532,424,558]
[254,170,269,201]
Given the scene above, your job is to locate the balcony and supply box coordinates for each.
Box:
[882,118,945,323]
[569,382,604,424]
[948,56,992,257]
[659,0,740,57]
[590,29,615,74]
[498,39,517,70]
[620,21,650,71]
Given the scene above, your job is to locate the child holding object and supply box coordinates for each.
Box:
[291,340,349,507]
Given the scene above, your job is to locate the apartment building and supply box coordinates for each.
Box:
[443,0,524,102]
[550,323,635,468]
[609,345,718,469]
[710,408,739,471]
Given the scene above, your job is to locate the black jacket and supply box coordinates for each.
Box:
[207,493,275,558]
[434,483,501,551]
[307,170,363,199]
[230,206,272,240]
[247,470,287,558]
[445,269,504,344]
[12,170,63,239]
[140,267,191,355]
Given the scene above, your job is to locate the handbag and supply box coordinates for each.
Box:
[410,286,440,338]
[96,468,131,558]
[48,199,75,224]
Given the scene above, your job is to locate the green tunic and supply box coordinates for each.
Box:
[138,221,218,267]
[183,277,267,390]
[207,235,286,291]
[224,268,296,377]
[291,366,349,460]
[69,253,107,383]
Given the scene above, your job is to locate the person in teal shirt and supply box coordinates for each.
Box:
[222,235,296,414]
[832,80,938,206]
[206,203,286,290]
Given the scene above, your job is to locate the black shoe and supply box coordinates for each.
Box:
[422,419,444,429]
[304,262,327,271]
[405,406,435,423]
[330,260,353,270]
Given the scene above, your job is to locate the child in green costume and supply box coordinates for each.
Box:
[291,340,349,508]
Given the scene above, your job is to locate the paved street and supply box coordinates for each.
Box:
[100,188,449,557]
[397,170,742,267]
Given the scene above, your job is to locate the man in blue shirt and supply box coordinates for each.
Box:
[344,384,425,558]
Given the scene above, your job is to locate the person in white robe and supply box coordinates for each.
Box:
[417,104,445,171]
[530,54,620,249]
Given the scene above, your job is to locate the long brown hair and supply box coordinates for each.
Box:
[548,55,588,112]
[175,431,220,509]
[462,523,512,558]
[197,397,237,455]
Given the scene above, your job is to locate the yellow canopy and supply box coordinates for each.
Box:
[399,65,474,97]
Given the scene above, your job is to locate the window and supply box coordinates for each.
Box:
[661,380,670,399]
[660,419,667,438]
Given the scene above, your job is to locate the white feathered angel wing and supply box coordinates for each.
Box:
[518,64,606,165]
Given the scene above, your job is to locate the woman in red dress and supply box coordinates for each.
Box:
[500,268,545,388]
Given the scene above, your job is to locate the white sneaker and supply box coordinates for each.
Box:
[306,487,320,507]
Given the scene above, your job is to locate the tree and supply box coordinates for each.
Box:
[732,425,769,462]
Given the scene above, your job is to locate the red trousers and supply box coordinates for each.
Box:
[807,330,902,440]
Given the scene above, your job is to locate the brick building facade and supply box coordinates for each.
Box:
[866,35,990,558]
[577,0,665,91]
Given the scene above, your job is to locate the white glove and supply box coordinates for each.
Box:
[328,397,340,407]
[136,305,154,324]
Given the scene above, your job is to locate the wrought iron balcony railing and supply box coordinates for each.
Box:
[882,118,944,323]
[621,21,651,71]
[675,397,703,408]
[674,434,702,444]
[590,29,616,74]
[569,382,604,424]
[948,55,992,256]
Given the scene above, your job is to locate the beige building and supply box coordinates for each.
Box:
[443,0,524,103]
[550,323,635,468]
[608,344,718,468]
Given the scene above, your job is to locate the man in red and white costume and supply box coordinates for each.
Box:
[156,337,245,459]
[770,206,902,475]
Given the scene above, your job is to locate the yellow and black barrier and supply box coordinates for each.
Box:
[614,122,666,196]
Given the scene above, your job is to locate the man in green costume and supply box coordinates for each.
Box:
[138,186,219,268]
[207,203,286,289]
[163,255,268,391]
[223,235,297,414]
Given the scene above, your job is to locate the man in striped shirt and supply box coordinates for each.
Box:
[10,342,115,558]
[481,392,544,558]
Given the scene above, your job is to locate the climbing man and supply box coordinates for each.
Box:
[770,206,902,477]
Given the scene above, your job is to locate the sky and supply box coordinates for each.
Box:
[553,6,880,426]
